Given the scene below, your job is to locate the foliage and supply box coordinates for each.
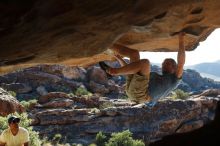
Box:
[99,102,114,110]
[0,117,8,133]
[72,144,83,146]
[95,130,145,146]
[8,90,16,97]
[68,92,75,97]
[42,143,72,146]
[89,144,97,146]
[170,89,190,100]
[90,108,101,114]
[20,99,38,111]
[96,132,107,146]
[52,133,62,144]
[74,87,92,96]
[0,113,42,146]
[105,130,145,146]
[119,95,128,99]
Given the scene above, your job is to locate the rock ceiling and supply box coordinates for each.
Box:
[0,0,219,73]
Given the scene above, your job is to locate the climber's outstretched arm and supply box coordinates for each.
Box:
[176,32,185,78]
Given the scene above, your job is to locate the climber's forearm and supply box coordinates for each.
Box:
[176,32,185,78]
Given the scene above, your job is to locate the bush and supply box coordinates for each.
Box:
[96,132,107,146]
[74,87,92,96]
[170,89,189,100]
[20,99,38,111]
[89,144,97,146]
[106,130,145,146]
[68,92,75,97]
[99,102,114,110]
[52,133,62,144]
[119,95,128,99]
[8,90,16,97]
[0,113,42,146]
[95,130,145,146]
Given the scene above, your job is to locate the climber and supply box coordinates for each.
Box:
[0,116,29,146]
[99,32,185,105]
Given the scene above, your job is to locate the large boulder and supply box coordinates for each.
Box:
[38,92,71,104]
[88,81,109,95]
[1,0,220,73]
[0,88,24,116]
[34,91,74,109]
[0,83,32,94]
[31,90,220,145]
[39,65,87,81]
[36,86,48,96]
[39,98,74,109]
[86,66,108,85]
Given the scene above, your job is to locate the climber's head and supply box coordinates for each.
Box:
[162,58,177,75]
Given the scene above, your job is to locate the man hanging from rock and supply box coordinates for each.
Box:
[99,32,185,106]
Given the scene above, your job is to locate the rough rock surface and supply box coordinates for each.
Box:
[0,64,128,101]
[0,88,24,116]
[86,66,108,85]
[31,89,220,145]
[38,92,71,104]
[0,83,32,94]
[0,0,220,73]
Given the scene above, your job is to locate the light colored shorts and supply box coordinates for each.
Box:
[126,73,151,103]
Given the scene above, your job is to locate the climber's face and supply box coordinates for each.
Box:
[162,58,177,74]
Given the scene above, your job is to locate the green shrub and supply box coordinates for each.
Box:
[119,95,128,99]
[0,117,8,133]
[72,144,83,146]
[170,89,189,100]
[99,102,114,110]
[68,93,75,97]
[96,132,107,146]
[105,130,145,146]
[94,130,145,146]
[0,113,42,146]
[74,87,92,96]
[20,99,38,111]
[89,144,97,146]
[8,90,16,97]
[52,133,62,144]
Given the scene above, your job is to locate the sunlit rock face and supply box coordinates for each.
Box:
[0,88,24,116]
[0,0,219,73]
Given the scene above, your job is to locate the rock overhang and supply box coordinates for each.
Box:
[0,0,219,73]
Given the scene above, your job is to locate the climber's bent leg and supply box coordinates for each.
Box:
[108,59,150,76]
[111,44,140,63]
